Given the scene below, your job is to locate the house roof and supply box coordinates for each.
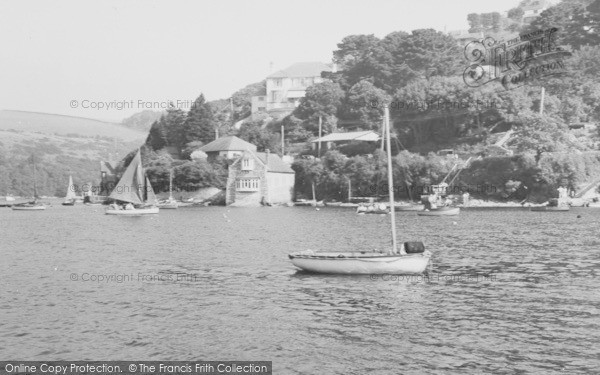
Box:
[199,136,257,152]
[268,62,332,79]
[255,152,295,174]
[310,131,380,143]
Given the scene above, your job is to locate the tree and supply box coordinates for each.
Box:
[510,114,571,164]
[294,81,344,123]
[342,80,390,130]
[163,107,187,150]
[231,81,266,121]
[332,34,382,90]
[145,117,168,151]
[237,120,281,153]
[507,7,524,21]
[467,13,482,33]
[183,94,216,145]
[525,0,600,50]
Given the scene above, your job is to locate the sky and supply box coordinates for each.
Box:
[0,0,521,122]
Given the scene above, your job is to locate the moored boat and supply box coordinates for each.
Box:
[357,203,389,214]
[289,245,431,274]
[289,105,431,275]
[12,155,46,211]
[417,206,460,216]
[530,197,569,212]
[12,202,46,211]
[105,149,159,216]
[62,176,77,206]
[157,169,179,209]
[395,203,425,211]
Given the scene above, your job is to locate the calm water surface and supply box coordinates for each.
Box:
[1,203,599,374]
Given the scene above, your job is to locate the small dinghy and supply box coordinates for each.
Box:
[289,106,431,275]
[418,206,460,216]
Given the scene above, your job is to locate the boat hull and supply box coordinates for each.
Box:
[105,207,159,215]
[418,207,460,216]
[289,252,431,274]
[395,204,425,211]
[12,205,46,211]
[530,206,569,211]
[157,203,178,209]
[61,201,75,206]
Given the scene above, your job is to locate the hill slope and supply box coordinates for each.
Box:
[0,110,146,197]
[0,110,146,141]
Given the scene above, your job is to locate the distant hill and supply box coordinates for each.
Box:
[121,110,164,132]
[0,129,142,197]
[0,110,146,141]
[0,110,146,197]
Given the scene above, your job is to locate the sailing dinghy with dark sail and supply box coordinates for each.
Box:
[105,149,159,215]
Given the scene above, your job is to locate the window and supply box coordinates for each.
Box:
[242,158,254,170]
[236,178,259,192]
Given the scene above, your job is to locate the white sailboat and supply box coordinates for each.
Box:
[288,106,431,274]
[62,176,77,206]
[157,169,178,209]
[105,149,159,215]
[12,155,46,211]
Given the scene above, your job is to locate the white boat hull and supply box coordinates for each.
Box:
[12,205,46,211]
[417,207,460,216]
[105,207,159,215]
[289,251,431,274]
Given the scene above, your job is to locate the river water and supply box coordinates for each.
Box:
[1,204,599,374]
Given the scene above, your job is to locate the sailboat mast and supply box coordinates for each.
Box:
[169,169,173,199]
[32,154,38,199]
[385,106,398,254]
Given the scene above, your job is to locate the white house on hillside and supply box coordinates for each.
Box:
[251,62,333,118]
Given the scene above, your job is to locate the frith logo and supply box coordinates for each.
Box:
[463,27,572,90]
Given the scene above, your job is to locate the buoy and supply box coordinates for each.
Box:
[453,221,457,225]
[577,215,581,218]
[315,208,320,211]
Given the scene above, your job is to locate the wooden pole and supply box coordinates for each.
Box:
[348,178,352,201]
[281,124,285,155]
[312,181,316,204]
[385,106,398,254]
[381,116,385,151]
[539,87,545,115]
[318,116,322,157]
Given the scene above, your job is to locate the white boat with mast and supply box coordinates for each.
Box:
[105,149,159,215]
[62,175,77,206]
[157,169,178,209]
[288,106,432,274]
[12,155,46,211]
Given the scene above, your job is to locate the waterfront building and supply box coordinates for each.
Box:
[226,150,295,206]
